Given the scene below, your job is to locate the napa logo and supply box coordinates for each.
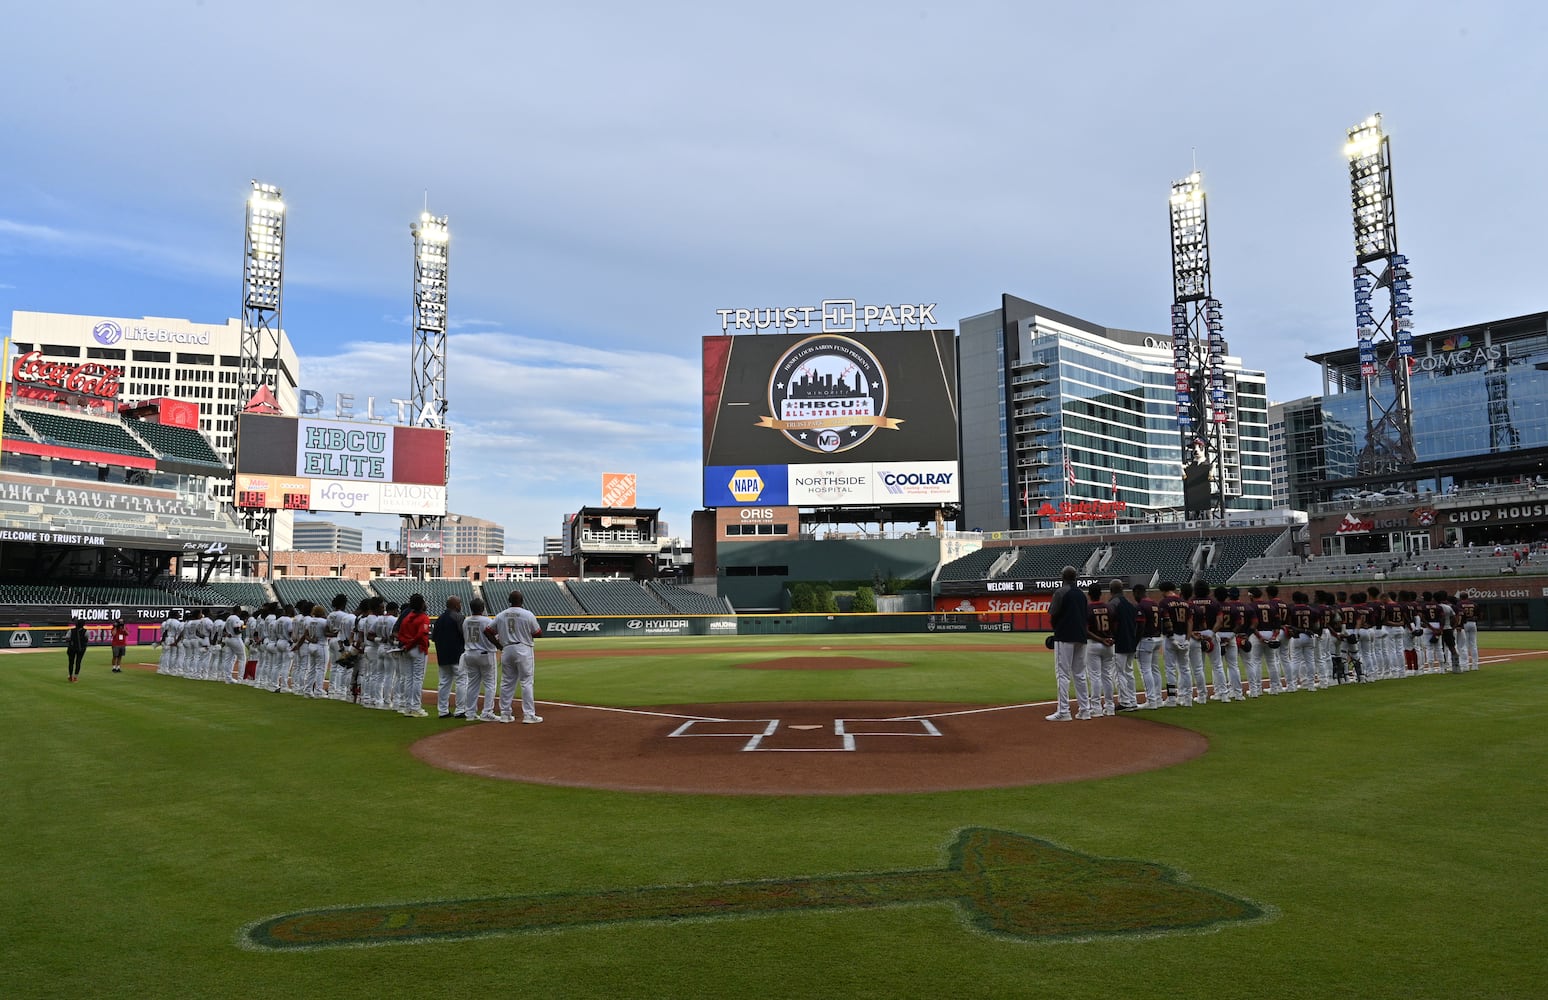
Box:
[1440,335,1471,352]
[729,469,764,503]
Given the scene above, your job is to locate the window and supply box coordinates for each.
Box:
[42,344,81,357]
[133,350,172,363]
[88,348,126,360]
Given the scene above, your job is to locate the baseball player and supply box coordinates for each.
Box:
[456,597,500,720]
[1084,583,1117,716]
[1456,592,1480,670]
[490,590,544,723]
[158,609,183,675]
[218,608,247,684]
[1132,584,1164,709]
[1185,580,1216,705]
[325,594,357,701]
[374,601,401,710]
[185,609,212,681]
[273,604,296,692]
[1212,586,1246,702]
[394,594,431,718]
[1157,581,1193,706]
[357,598,383,708]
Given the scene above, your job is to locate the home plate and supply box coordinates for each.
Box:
[788,724,823,731]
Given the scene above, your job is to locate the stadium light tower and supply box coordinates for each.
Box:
[239,180,286,575]
[1344,113,1416,476]
[1168,170,1230,518]
[408,210,450,577]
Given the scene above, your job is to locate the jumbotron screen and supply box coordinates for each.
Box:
[702,330,959,507]
[234,413,447,516]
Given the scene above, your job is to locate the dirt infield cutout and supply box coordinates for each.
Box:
[412,700,1207,795]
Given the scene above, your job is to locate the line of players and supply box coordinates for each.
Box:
[154,592,540,723]
[1079,580,1480,714]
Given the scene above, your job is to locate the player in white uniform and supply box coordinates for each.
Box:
[491,591,544,723]
[293,605,329,697]
[325,595,357,701]
[374,602,401,710]
[185,609,212,680]
[456,597,500,721]
[217,609,248,684]
[158,610,183,675]
[357,600,383,708]
[273,605,296,692]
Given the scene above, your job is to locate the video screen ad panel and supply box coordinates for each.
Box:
[702,330,959,506]
[234,414,447,515]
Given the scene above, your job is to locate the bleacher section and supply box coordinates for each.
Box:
[4,411,36,442]
[646,581,731,614]
[19,409,154,460]
[936,547,1007,582]
[128,419,225,468]
[72,584,175,606]
[273,578,372,611]
[1004,542,1104,580]
[372,577,477,611]
[566,579,671,616]
[482,579,584,617]
[0,584,74,604]
[158,579,242,606]
[202,582,271,608]
[1203,530,1291,582]
[1100,538,1202,581]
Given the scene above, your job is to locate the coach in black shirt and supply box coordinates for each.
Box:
[432,596,466,718]
[1046,566,1092,721]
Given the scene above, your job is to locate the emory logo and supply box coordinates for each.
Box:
[760,335,898,454]
[92,320,123,345]
[728,469,764,503]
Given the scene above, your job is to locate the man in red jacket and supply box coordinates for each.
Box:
[393,593,432,718]
[110,618,128,673]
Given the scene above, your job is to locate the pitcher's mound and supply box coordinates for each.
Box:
[412,701,1206,796]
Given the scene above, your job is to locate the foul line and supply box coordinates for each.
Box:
[537,701,729,722]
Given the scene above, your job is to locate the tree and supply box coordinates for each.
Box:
[789,583,815,612]
[813,583,838,613]
[852,585,877,613]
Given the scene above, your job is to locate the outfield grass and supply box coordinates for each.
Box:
[4,634,1546,999]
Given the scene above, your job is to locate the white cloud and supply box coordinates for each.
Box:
[297,330,703,551]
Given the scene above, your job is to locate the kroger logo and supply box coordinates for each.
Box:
[92,320,123,346]
[317,482,371,509]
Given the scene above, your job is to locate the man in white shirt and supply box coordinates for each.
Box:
[273,605,296,693]
[219,608,248,684]
[490,591,544,723]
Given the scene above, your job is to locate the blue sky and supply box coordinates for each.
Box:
[2,1,1544,552]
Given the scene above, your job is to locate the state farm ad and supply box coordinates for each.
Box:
[933,594,1051,631]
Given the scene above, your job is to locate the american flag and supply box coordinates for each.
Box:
[1064,447,1076,488]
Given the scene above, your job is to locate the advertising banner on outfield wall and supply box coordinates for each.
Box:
[933,595,1052,631]
[537,616,739,638]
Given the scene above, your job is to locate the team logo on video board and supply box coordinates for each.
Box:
[759,335,899,454]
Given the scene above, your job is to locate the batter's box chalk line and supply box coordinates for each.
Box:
[668,716,942,752]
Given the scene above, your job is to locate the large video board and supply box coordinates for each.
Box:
[234,414,447,516]
[702,329,959,506]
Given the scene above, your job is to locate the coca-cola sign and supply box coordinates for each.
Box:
[11,351,122,401]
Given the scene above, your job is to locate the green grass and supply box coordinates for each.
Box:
[4,634,1547,999]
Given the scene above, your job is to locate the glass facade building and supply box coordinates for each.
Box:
[1297,311,1548,493]
[959,295,1271,532]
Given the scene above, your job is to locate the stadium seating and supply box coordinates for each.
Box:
[202,582,271,608]
[18,408,155,460]
[646,581,732,614]
[1202,530,1291,583]
[0,583,75,605]
[273,577,372,612]
[4,410,37,442]
[1003,542,1105,580]
[936,547,1010,582]
[127,419,225,468]
[481,579,584,617]
[1100,537,1203,581]
[566,579,672,616]
[71,584,175,606]
[371,577,477,611]
[157,579,241,606]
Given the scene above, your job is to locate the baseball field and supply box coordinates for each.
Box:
[5,632,1545,999]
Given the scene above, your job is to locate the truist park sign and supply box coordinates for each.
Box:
[717,299,939,333]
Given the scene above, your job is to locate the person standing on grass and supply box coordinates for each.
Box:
[157,609,182,675]
[1132,584,1164,709]
[1046,565,1091,722]
[456,597,500,721]
[395,594,432,718]
[1106,579,1139,712]
[432,595,465,718]
[491,590,544,724]
[66,618,88,682]
[110,617,128,673]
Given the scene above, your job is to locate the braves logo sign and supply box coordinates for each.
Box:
[12,350,122,401]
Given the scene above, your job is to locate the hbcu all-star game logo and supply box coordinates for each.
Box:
[759,335,900,454]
